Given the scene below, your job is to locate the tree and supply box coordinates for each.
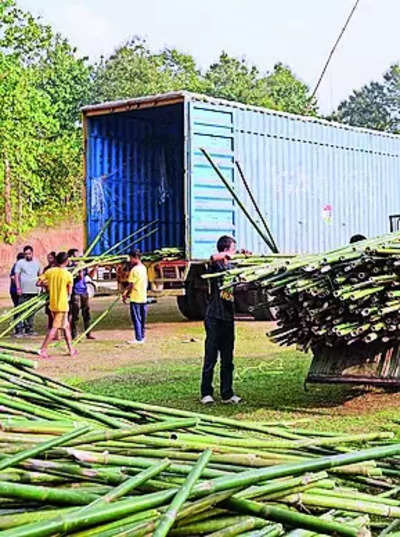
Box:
[92,37,204,102]
[204,55,316,115]
[262,63,317,115]
[0,1,92,130]
[204,52,273,107]
[94,44,316,116]
[0,0,91,241]
[331,64,400,133]
[0,53,58,240]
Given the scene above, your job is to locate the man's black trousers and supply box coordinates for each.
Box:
[201,317,234,400]
[70,293,91,339]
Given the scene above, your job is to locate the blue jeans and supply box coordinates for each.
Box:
[130,302,147,342]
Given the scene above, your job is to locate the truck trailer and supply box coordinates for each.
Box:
[82,91,400,319]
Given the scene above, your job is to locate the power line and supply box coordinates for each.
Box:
[308,0,361,109]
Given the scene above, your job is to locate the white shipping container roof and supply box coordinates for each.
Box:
[82,90,400,140]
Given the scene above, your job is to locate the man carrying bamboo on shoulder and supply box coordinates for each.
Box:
[37,252,77,359]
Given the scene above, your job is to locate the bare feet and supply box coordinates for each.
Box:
[38,349,49,359]
[70,349,78,358]
[86,334,96,340]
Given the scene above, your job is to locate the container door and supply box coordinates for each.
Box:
[187,101,236,259]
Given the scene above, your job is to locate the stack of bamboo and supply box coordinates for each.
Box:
[208,232,400,350]
[0,354,400,535]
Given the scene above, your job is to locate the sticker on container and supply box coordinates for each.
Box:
[322,204,332,224]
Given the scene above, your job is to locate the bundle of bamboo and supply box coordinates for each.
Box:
[0,354,399,536]
[204,232,400,350]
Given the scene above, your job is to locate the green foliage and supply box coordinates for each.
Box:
[93,40,316,115]
[0,0,91,241]
[331,64,400,133]
[204,52,273,107]
[92,37,205,102]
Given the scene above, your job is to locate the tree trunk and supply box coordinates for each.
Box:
[4,157,12,240]
[17,177,22,234]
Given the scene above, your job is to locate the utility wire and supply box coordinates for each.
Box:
[307,0,361,110]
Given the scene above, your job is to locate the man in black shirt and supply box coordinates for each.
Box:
[200,235,241,405]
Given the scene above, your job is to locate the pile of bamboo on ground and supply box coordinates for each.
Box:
[1,355,400,535]
[208,232,400,351]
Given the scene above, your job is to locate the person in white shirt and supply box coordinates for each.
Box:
[14,245,41,337]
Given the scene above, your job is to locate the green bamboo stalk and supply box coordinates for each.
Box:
[0,393,67,420]
[62,391,302,440]
[191,443,400,498]
[80,460,171,513]
[63,448,224,478]
[66,418,197,447]
[0,296,46,338]
[118,227,160,254]
[235,472,328,501]
[0,506,78,530]
[235,160,279,253]
[0,425,89,471]
[8,377,125,429]
[72,257,129,275]
[281,491,400,518]
[101,219,159,257]
[207,517,271,537]
[152,449,212,537]
[0,489,178,537]
[0,353,37,369]
[170,515,266,536]
[200,148,276,251]
[225,497,366,537]
[240,525,283,537]
[0,480,100,506]
[68,510,160,537]
[0,342,40,356]
[0,295,43,325]
[84,217,113,257]
[73,296,120,344]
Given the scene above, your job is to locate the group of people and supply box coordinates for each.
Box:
[9,246,149,357]
[9,246,95,357]
[9,238,239,401]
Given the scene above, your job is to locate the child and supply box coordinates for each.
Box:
[122,250,148,344]
[37,251,77,358]
[200,236,241,405]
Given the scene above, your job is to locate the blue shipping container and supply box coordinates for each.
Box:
[82,91,400,258]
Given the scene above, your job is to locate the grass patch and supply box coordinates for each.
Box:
[81,334,400,436]
[0,293,398,436]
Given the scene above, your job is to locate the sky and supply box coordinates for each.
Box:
[17,0,400,113]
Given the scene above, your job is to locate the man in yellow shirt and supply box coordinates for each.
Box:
[122,250,148,344]
[37,251,77,358]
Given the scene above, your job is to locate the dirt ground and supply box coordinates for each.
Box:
[0,293,200,379]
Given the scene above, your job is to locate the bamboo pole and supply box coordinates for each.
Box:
[73,296,120,344]
[101,219,159,257]
[235,160,279,253]
[84,217,113,257]
[0,425,89,471]
[153,449,212,537]
[200,148,277,252]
